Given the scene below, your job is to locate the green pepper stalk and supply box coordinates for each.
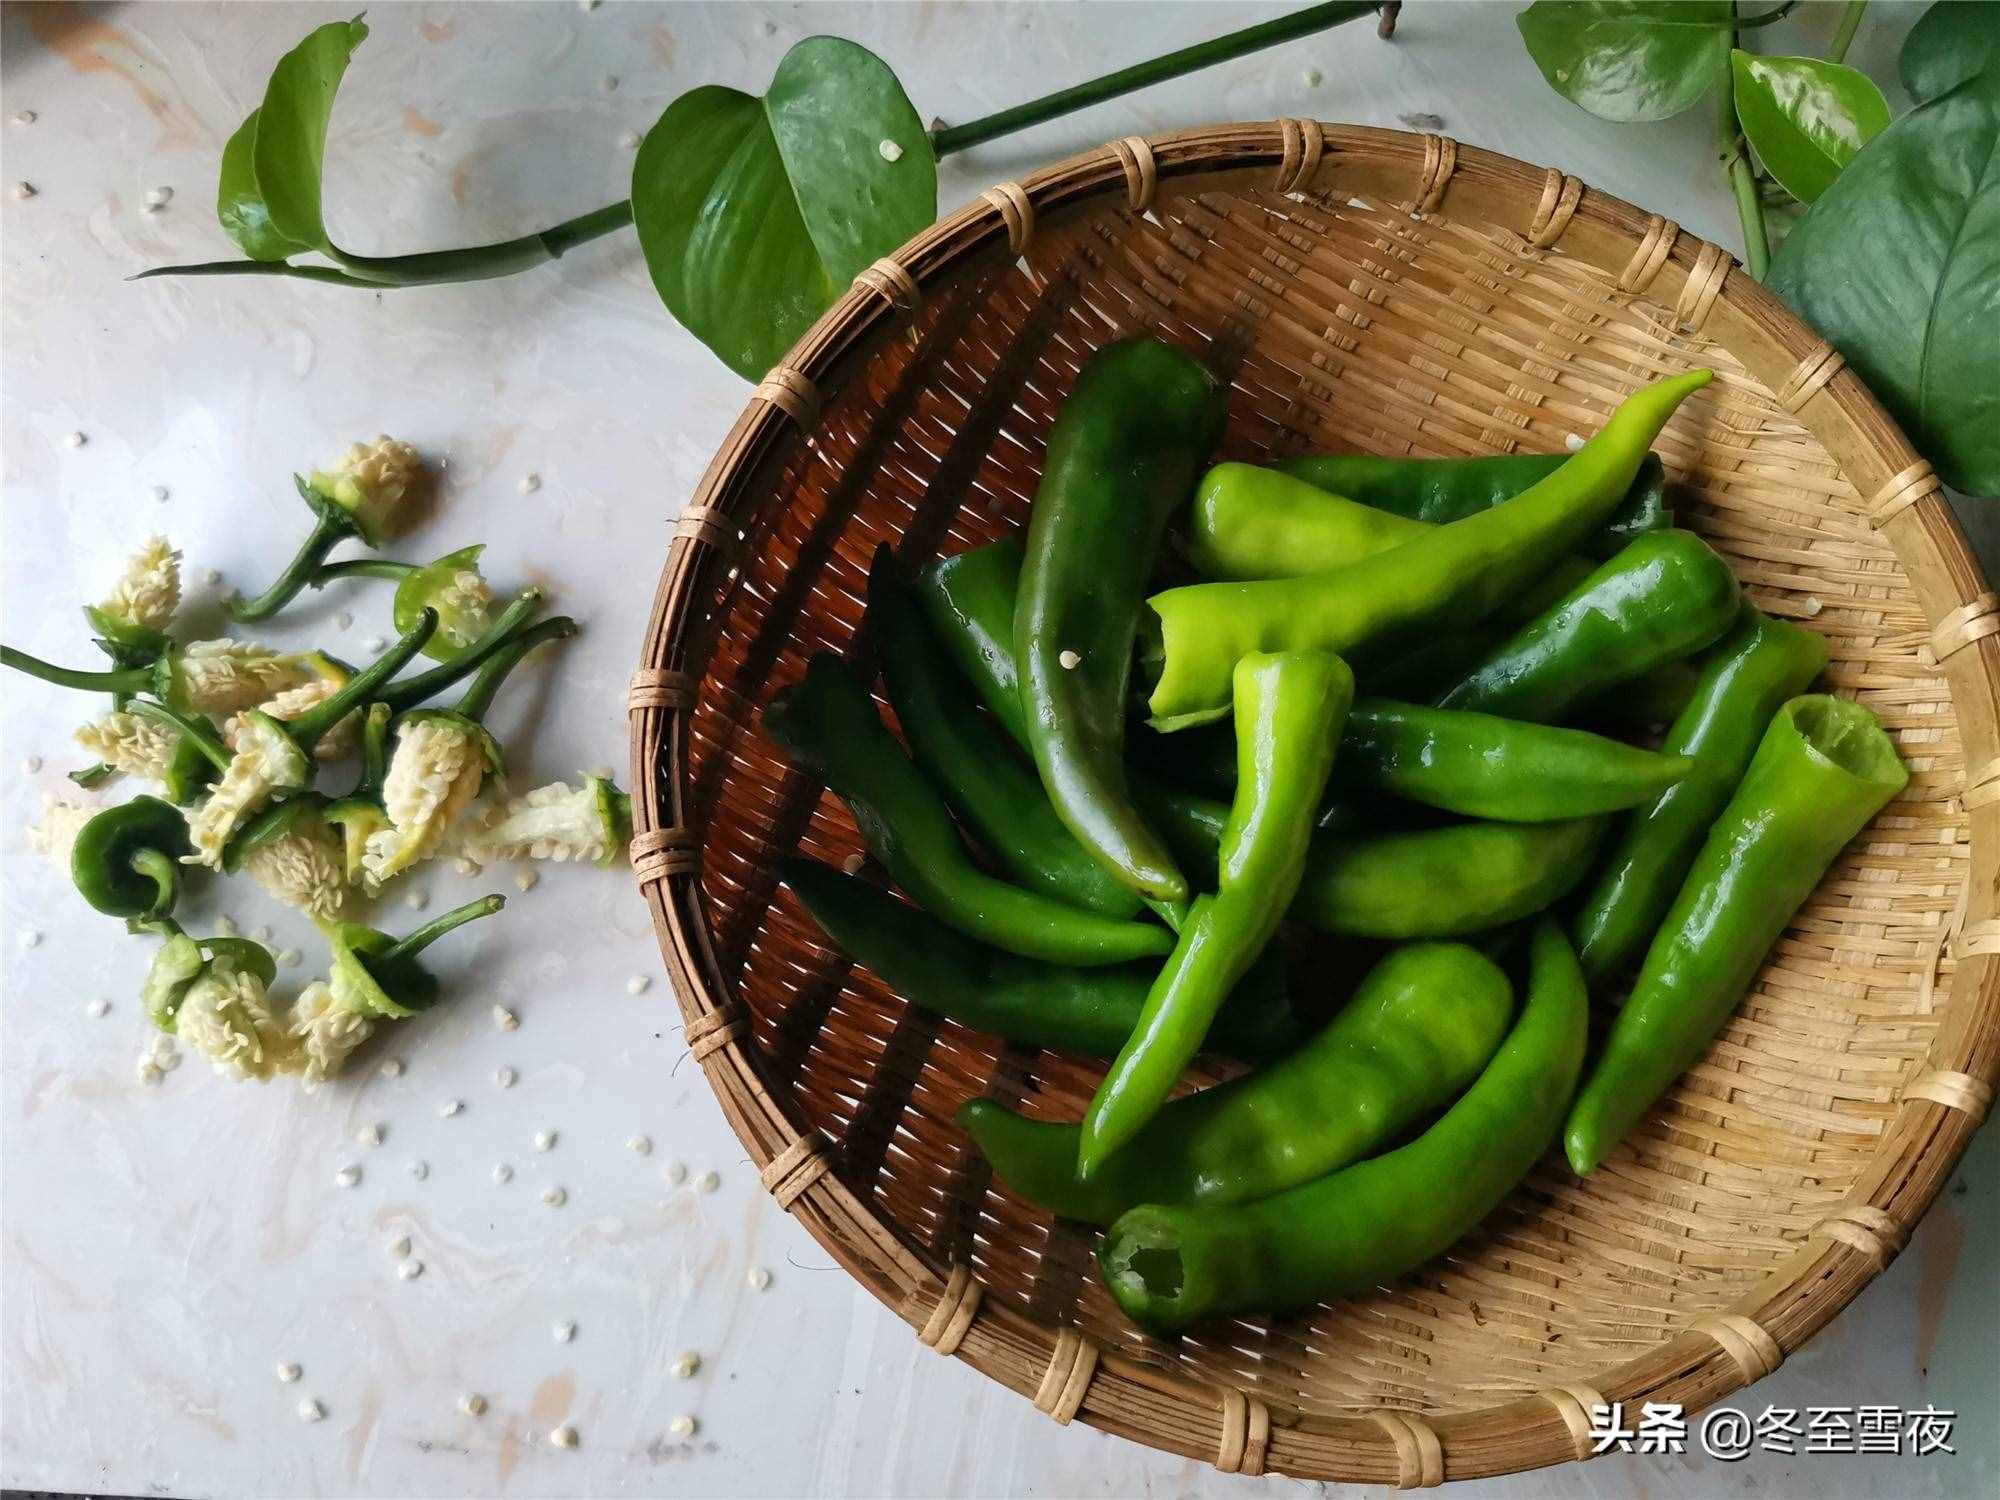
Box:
[229,438,427,623]
[311,544,494,661]
[69,795,194,919]
[1079,649,1353,1179]
[370,586,547,715]
[1097,918,1588,1335]
[362,615,578,883]
[175,610,440,867]
[963,940,1513,1224]
[1,637,320,717]
[1564,696,1906,1175]
[324,893,508,1019]
[324,703,393,883]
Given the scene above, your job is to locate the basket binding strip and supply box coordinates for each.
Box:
[628,122,2000,1483]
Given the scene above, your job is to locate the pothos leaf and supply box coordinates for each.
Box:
[217,108,305,261]
[631,36,937,381]
[1517,1,1733,124]
[1769,67,2000,497]
[252,16,370,254]
[1900,1,1999,106]
[1731,51,1889,205]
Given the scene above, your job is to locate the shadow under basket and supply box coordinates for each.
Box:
[627,122,1999,1485]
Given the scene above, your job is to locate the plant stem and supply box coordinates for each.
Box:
[312,558,417,585]
[1,644,147,695]
[1736,1,1801,27]
[126,700,234,772]
[380,894,506,963]
[328,200,634,287]
[453,616,579,722]
[930,1,1381,156]
[1718,5,1770,281]
[1828,0,1867,64]
[231,509,352,623]
[292,610,439,750]
[376,588,546,714]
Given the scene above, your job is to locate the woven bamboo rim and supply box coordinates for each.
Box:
[628,122,2000,1484]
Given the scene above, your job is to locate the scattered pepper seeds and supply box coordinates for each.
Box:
[439,1098,463,1118]
[518,473,541,494]
[298,1398,325,1423]
[356,1123,383,1147]
[541,1185,568,1208]
[23,754,42,773]
[15,182,37,200]
[334,1165,361,1188]
[1058,648,1082,670]
[460,1393,487,1417]
[405,889,430,911]
[20,929,41,949]
[397,1259,423,1281]
[151,485,170,503]
[492,1163,514,1184]
[697,1170,719,1194]
[277,1362,301,1384]
[554,1320,576,1343]
[408,1160,429,1181]
[534,1129,557,1152]
[669,1414,696,1438]
[663,1161,687,1185]
[380,1057,405,1078]
[495,1066,517,1089]
[550,1424,579,1449]
[747,1266,772,1291]
[278,948,302,968]
[86,999,110,1018]
[628,1135,652,1155]
[388,1235,411,1258]
[878,138,903,162]
[626,974,651,995]
[515,867,539,893]
[671,1351,700,1379]
[493,1005,519,1031]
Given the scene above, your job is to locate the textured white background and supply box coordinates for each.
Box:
[2,4,1993,1497]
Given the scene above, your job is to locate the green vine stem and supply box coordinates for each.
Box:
[1718,2,1771,281]
[1828,0,1868,64]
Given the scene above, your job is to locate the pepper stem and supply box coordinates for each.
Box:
[229,505,354,623]
[126,848,182,919]
[374,588,546,714]
[453,616,579,724]
[311,558,416,586]
[289,609,439,751]
[126,699,234,772]
[379,894,506,963]
[1,645,149,695]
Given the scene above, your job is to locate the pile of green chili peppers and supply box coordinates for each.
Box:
[766,339,1906,1337]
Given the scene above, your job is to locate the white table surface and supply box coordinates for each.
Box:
[2,4,1992,1497]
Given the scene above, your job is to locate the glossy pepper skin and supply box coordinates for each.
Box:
[914,538,1031,749]
[1276,450,1670,558]
[1564,695,1905,1174]
[869,547,1140,919]
[1016,337,1227,901]
[1142,782,1603,940]
[1572,606,1829,987]
[1079,650,1353,1177]
[1098,917,1588,1334]
[1434,530,1740,723]
[1187,463,1428,579]
[960,940,1512,1224]
[781,858,1300,1060]
[1144,370,1712,729]
[765,654,1172,966]
[71,795,194,919]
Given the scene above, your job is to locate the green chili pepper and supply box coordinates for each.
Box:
[1098,917,1588,1334]
[1141,783,1604,940]
[313,544,494,661]
[1276,449,1670,558]
[1564,696,1905,1174]
[1434,530,1740,722]
[370,586,548,716]
[1572,606,1829,987]
[1080,650,1352,1177]
[766,654,1171,966]
[1016,337,1227,902]
[324,894,507,1018]
[962,940,1512,1225]
[1585,656,1703,735]
[914,537,1032,749]
[1143,370,1710,730]
[869,547,1140,919]
[781,858,1299,1060]
[70,795,193,919]
[136,921,278,1032]
[232,447,421,624]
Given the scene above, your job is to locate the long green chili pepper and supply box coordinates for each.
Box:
[1080,650,1352,1178]
[781,859,1300,1060]
[70,796,194,919]
[765,653,1172,966]
[1585,655,1703,734]
[1434,529,1740,722]
[1572,606,1829,987]
[312,544,493,661]
[1276,450,1671,557]
[1016,337,1227,902]
[1098,917,1587,1334]
[1564,696,1905,1174]
[962,940,1512,1224]
[914,538,1032,749]
[1143,369,1710,730]
[1141,783,1604,939]
[870,549,1140,918]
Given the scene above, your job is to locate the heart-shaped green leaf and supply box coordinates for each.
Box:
[1901,1,1999,105]
[1731,51,1889,204]
[253,16,369,254]
[1517,1,1732,123]
[631,36,937,381]
[217,108,306,261]
[1769,66,2000,497]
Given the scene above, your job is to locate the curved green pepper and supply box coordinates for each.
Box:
[324,894,507,1019]
[1080,650,1352,1176]
[1435,529,1740,722]
[70,796,193,919]
[765,654,1171,966]
[1276,450,1670,558]
[1141,783,1604,939]
[1144,370,1712,729]
[961,940,1512,1224]
[1564,696,1905,1174]
[781,858,1299,1060]
[870,547,1139,919]
[1098,917,1588,1334]
[915,538,1031,748]
[1573,606,1829,987]
[1016,337,1226,901]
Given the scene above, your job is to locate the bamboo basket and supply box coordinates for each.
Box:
[627,123,2000,1485]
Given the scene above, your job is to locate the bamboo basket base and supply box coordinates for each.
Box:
[631,124,1999,1484]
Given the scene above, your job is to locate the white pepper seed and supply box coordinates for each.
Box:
[298,1398,325,1423]
[541,1185,567,1208]
[550,1424,579,1449]
[334,1165,361,1188]
[460,1393,487,1416]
